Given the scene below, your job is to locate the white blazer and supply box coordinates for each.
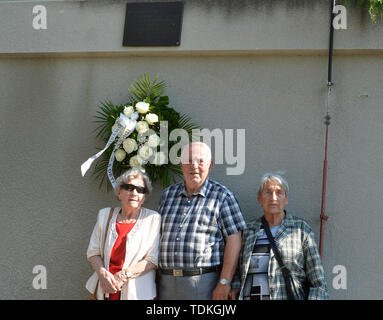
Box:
[86,207,160,300]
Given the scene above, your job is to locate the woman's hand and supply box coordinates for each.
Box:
[113,270,128,290]
[97,268,119,294]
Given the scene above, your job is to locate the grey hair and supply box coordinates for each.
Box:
[258,172,289,195]
[115,168,153,197]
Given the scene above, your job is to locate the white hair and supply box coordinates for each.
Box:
[258,172,289,195]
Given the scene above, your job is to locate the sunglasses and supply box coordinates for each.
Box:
[120,183,147,194]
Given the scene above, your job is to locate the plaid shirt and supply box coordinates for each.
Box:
[232,212,329,300]
[158,178,247,268]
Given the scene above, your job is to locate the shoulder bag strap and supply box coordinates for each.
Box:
[101,207,114,260]
[261,216,296,300]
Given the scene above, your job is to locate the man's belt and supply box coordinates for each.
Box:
[160,265,222,277]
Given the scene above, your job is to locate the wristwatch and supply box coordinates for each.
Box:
[219,278,231,286]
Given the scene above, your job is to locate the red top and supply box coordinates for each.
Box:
[108,222,136,300]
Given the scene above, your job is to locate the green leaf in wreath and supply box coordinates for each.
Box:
[90,74,200,191]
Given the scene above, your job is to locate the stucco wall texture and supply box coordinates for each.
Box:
[0,0,382,299]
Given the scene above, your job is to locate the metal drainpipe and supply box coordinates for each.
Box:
[319,0,336,258]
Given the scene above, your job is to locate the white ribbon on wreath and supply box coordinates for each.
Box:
[81,112,139,189]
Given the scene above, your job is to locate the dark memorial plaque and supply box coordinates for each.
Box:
[123,2,184,47]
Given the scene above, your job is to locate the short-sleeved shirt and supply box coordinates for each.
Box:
[158,178,247,268]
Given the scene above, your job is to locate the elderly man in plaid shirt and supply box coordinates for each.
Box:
[230,173,329,300]
[157,142,247,300]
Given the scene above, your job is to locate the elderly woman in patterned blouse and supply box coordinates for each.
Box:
[230,173,329,300]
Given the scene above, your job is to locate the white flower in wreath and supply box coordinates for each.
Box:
[122,138,138,154]
[145,113,159,125]
[129,154,144,168]
[147,134,160,148]
[136,121,149,134]
[152,151,167,166]
[115,149,126,162]
[137,133,147,144]
[123,106,134,118]
[135,101,150,114]
[138,144,154,160]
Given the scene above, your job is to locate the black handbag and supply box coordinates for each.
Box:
[261,216,309,300]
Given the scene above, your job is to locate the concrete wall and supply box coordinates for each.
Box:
[0,0,382,299]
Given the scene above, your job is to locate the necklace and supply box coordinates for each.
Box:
[117,208,140,224]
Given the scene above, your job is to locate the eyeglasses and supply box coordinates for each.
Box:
[120,183,147,194]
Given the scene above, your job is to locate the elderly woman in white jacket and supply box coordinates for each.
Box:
[86,168,160,300]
